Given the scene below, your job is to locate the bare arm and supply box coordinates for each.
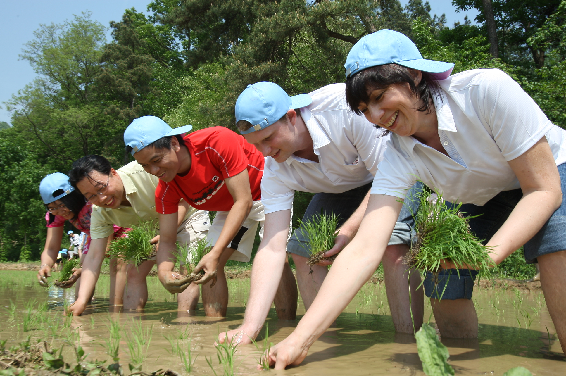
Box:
[156,211,194,293]
[488,137,561,263]
[217,209,291,345]
[194,169,253,285]
[267,194,402,369]
[67,237,109,316]
[38,226,64,286]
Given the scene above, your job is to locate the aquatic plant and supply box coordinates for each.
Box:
[178,339,197,373]
[125,319,153,366]
[206,331,238,376]
[415,323,454,376]
[406,189,494,274]
[251,325,271,370]
[54,258,80,287]
[107,221,158,265]
[298,212,339,266]
[176,237,211,283]
[103,317,121,363]
[503,367,533,375]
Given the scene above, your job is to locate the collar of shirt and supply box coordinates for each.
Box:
[117,169,137,206]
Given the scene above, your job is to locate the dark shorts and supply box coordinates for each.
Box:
[424,163,566,300]
[287,182,422,258]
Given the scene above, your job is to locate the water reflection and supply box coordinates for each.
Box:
[0,271,564,375]
[47,285,75,309]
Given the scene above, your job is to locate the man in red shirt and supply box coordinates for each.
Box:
[124,116,297,317]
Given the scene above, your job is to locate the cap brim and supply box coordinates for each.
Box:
[290,94,312,110]
[166,124,193,136]
[398,59,454,80]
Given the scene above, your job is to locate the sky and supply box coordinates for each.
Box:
[0,0,479,125]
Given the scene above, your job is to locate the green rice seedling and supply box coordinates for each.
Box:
[206,331,238,376]
[125,319,153,366]
[251,325,271,370]
[298,212,339,266]
[405,188,494,275]
[107,221,158,265]
[54,258,80,287]
[103,317,121,363]
[176,237,212,282]
[178,339,197,373]
[415,323,454,376]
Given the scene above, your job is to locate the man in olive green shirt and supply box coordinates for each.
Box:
[68,155,210,315]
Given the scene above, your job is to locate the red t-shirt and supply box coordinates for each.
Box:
[155,127,264,214]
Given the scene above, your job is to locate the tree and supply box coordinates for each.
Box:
[453,0,562,67]
[0,122,10,130]
[95,12,156,123]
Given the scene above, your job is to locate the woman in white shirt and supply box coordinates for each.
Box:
[266,29,566,368]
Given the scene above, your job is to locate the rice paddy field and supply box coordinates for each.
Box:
[0,266,564,375]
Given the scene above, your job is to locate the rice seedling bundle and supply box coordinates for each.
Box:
[298,213,339,266]
[176,237,211,283]
[54,258,80,287]
[107,221,157,265]
[406,189,494,273]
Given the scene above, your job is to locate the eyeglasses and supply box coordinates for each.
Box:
[85,174,111,202]
[47,202,67,213]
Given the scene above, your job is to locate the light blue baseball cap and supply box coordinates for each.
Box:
[68,231,74,235]
[39,172,75,204]
[345,29,454,80]
[124,116,192,156]
[235,82,312,134]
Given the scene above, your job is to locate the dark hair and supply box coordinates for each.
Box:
[125,135,186,155]
[345,63,438,116]
[236,112,295,134]
[45,188,87,224]
[68,155,112,188]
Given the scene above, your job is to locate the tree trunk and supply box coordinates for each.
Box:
[482,0,499,58]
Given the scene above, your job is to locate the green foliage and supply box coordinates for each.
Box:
[125,319,153,365]
[298,212,339,265]
[206,332,238,376]
[176,237,211,274]
[489,248,537,280]
[408,189,494,273]
[415,323,454,376]
[58,258,80,282]
[503,367,533,376]
[251,325,271,370]
[107,221,157,265]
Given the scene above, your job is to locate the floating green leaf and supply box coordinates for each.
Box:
[415,323,454,376]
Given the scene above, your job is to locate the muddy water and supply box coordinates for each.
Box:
[0,270,563,375]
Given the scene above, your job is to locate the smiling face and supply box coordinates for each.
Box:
[46,200,74,220]
[243,111,300,163]
[133,142,182,183]
[357,82,426,138]
[76,169,125,209]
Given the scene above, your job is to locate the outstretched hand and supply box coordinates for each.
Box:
[192,253,218,288]
[67,300,87,316]
[264,335,309,370]
[38,264,52,287]
[217,326,257,346]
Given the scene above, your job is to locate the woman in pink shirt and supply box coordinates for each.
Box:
[38,172,128,305]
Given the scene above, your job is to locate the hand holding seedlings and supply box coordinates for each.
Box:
[107,221,158,265]
[192,253,218,288]
[55,266,82,288]
[405,188,494,274]
[299,213,340,267]
[54,258,81,288]
[169,237,214,290]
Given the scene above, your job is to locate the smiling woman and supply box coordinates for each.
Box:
[37,172,128,305]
